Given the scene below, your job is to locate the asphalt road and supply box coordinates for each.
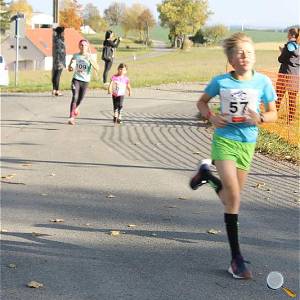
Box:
[1,83,299,300]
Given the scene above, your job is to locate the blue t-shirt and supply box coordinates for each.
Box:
[204,71,277,143]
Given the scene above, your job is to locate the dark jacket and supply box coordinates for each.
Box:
[53,36,66,70]
[278,40,300,75]
[102,38,121,61]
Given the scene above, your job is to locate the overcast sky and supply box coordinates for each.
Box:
[27,0,300,28]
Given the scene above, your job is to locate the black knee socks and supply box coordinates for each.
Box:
[224,213,241,259]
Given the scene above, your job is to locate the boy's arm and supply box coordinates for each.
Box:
[127,82,132,96]
[197,93,228,127]
[68,56,75,71]
[108,80,113,94]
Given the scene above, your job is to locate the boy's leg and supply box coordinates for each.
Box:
[117,96,124,123]
[215,160,252,279]
[70,79,79,118]
[112,96,118,122]
[75,81,88,108]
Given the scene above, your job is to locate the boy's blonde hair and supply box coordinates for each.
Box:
[222,32,254,60]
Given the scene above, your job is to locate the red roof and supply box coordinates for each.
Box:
[26,28,97,56]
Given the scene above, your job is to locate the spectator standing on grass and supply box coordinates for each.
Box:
[102,30,121,85]
[52,26,66,96]
[276,27,300,123]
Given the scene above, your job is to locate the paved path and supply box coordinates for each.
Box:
[1,84,299,300]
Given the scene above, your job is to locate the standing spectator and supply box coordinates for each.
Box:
[276,27,300,123]
[52,26,66,96]
[102,30,121,85]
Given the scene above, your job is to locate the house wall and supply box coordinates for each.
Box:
[1,37,46,71]
[0,38,99,71]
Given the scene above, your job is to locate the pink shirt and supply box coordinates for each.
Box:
[111,75,129,97]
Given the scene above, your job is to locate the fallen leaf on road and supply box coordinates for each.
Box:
[27,281,44,288]
[49,218,64,223]
[193,151,200,155]
[1,174,17,179]
[106,194,116,198]
[22,164,32,167]
[254,182,266,189]
[178,197,187,200]
[207,229,221,235]
[109,230,121,236]
[32,232,47,237]
[8,263,16,269]
[127,224,136,228]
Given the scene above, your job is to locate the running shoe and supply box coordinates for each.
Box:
[117,119,122,124]
[228,255,253,279]
[68,117,75,125]
[189,159,212,190]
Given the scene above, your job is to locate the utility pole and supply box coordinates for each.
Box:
[52,0,59,82]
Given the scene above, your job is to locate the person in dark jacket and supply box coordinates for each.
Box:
[102,30,121,85]
[52,26,66,96]
[276,27,300,123]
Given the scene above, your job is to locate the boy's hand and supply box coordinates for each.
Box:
[244,107,260,125]
[209,114,228,128]
[68,66,73,72]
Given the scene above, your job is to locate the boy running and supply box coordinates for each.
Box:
[190,33,277,279]
[67,39,98,125]
[108,63,131,124]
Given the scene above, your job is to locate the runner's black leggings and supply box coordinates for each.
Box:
[52,69,63,90]
[103,60,113,83]
[112,95,124,113]
[70,78,88,117]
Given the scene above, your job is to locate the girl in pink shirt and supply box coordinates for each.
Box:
[108,63,132,124]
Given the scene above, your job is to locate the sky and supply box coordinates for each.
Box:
[27,0,300,28]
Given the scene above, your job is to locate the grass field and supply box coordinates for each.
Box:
[2,45,281,92]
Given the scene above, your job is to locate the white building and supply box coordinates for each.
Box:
[1,28,98,71]
[31,12,53,28]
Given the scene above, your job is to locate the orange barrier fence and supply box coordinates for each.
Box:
[259,70,299,146]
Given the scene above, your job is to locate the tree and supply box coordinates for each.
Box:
[59,0,83,30]
[157,0,210,47]
[104,1,125,26]
[82,3,107,32]
[0,0,11,34]
[203,24,229,45]
[137,8,156,45]
[8,0,32,26]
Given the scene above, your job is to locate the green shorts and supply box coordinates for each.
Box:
[211,134,256,171]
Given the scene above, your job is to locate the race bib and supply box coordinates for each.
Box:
[112,81,126,96]
[220,89,258,123]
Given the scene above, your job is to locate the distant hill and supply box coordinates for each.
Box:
[229,29,286,43]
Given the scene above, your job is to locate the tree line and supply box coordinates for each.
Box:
[1,0,229,47]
